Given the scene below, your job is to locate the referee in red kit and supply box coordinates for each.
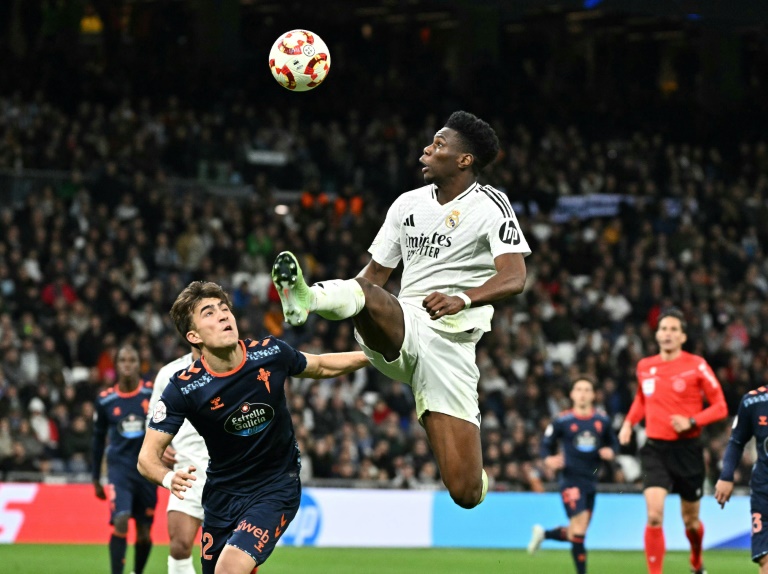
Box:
[619,308,727,574]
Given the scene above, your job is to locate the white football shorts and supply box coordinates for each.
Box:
[355,300,483,427]
[166,454,208,521]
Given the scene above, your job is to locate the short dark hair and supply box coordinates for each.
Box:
[571,374,597,391]
[444,111,500,173]
[657,307,687,333]
[115,343,138,362]
[170,281,234,348]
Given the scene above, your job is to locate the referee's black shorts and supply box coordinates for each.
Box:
[640,437,705,501]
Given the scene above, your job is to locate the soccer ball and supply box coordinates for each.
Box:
[268,30,331,92]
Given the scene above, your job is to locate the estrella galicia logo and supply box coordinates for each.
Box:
[281,492,321,546]
[498,219,521,245]
[224,402,275,436]
[574,430,597,453]
[117,414,146,439]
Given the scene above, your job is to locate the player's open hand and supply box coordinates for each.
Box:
[93,480,106,500]
[544,453,565,471]
[714,479,734,508]
[422,292,464,320]
[161,445,178,468]
[170,465,197,500]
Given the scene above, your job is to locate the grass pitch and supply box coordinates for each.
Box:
[1,545,752,573]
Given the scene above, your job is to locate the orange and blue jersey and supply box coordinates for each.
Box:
[148,337,307,496]
[721,387,768,489]
[92,380,154,482]
[541,409,619,485]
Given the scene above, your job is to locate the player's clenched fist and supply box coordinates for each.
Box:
[422,292,465,320]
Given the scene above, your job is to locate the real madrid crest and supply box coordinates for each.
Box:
[445,209,460,229]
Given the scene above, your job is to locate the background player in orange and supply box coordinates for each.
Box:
[619,308,728,574]
[93,344,157,574]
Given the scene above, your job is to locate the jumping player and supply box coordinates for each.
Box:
[93,344,157,574]
[619,308,727,574]
[147,346,204,574]
[138,281,368,574]
[272,110,530,509]
[528,375,619,574]
[715,386,768,573]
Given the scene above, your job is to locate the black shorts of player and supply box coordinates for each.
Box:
[640,437,705,501]
[751,489,768,563]
[560,481,597,518]
[200,475,301,574]
[107,470,158,526]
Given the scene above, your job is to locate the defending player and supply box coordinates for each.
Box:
[528,376,619,574]
[147,346,204,574]
[715,386,768,573]
[619,308,727,574]
[93,344,157,574]
[272,110,530,508]
[138,281,368,574]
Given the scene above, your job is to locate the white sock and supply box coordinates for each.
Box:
[478,469,489,505]
[168,556,195,574]
[311,279,366,320]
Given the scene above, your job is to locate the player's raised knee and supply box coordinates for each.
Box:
[445,475,484,509]
[449,485,483,509]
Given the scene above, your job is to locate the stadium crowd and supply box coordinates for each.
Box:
[1,89,767,495]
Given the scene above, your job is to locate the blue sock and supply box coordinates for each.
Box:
[134,541,152,574]
[544,527,568,541]
[571,534,586,574]
[109,533,127,574]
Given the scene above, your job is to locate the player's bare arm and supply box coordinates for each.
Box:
[161,444,177,468]
[138,428,196,500]
[423,252,526,320]
[297,351,369,379]
[357,258,395,286]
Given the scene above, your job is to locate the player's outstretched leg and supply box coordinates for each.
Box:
[272,251,315,326]
[272,251,365,326]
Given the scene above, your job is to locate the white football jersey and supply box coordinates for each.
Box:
[369,182,531,333]
[147,353,209,463]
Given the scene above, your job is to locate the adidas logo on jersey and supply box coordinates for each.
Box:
[403,214,415,227]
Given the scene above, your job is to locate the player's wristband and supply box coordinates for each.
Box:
[162,470,175,491]
[456,292,472,310]
[689,417,698,428]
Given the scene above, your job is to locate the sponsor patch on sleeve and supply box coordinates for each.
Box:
[152,401,167,423]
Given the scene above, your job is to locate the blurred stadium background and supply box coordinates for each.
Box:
[2,0,768,572]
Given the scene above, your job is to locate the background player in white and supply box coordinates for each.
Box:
[272,110,530,508]
[148,347,203,574]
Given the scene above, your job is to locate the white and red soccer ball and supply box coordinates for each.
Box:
[268,30,331,92]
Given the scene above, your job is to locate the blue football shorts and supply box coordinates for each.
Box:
[200,476,301,573]
[560,481,597,519]
[107,469,158,525]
